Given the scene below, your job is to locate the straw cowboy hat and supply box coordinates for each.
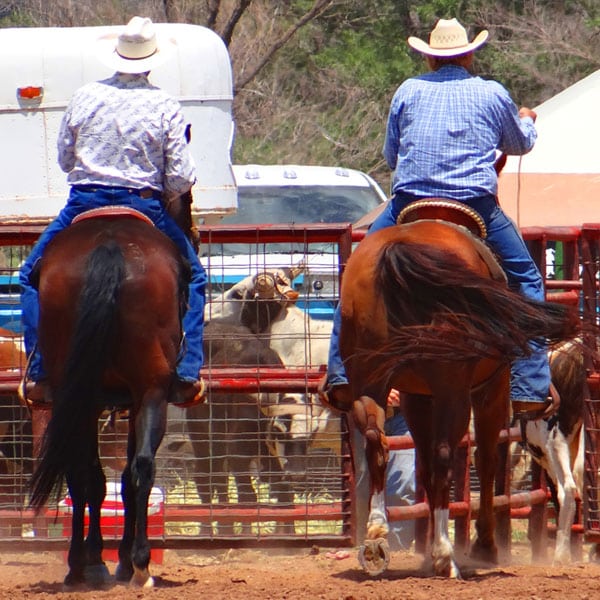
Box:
[407,18,488,58]
[97,16,176,74]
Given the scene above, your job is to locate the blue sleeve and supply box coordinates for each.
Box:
[383,90,402,170]
[492,83,537,155]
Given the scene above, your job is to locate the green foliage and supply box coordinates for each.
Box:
[313,29,419,99]
[0,7,34,28]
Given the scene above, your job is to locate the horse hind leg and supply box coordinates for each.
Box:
[117,393,167,588]
[131,406,166,587]
[404,388,467,579]
[353,396,391,577]
[469,373,509,568]
[80,456,111,588]
[430,442,462,578]
[64,426,111,589]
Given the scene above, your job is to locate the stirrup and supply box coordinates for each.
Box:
[513,399,553,422]
[171,377,206,408]
[18,378,52,410]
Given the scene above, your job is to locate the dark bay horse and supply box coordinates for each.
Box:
[27,213,190,588]
[335,219,580,578]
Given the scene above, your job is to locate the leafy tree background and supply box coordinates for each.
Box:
[1,0,598,193]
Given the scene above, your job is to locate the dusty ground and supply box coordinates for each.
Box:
[1,544,600,600]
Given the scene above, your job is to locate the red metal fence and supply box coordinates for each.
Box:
[0,222,599,558]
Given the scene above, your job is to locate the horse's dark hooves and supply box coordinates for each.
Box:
[115,562,134,584]
[63,571,86,590]
[358,537,390,577]
[84,563,112,588]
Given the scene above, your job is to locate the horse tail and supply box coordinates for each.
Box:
[28,241,125,512]
[372,241,580,373]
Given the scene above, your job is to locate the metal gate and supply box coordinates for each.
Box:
[0,223,355,550]
[1,223,600,556]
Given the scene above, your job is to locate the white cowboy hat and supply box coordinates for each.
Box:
[407,18,488,58]
[96,16,176,74]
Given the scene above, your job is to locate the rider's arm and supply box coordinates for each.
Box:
[57,101,76,174]
[382,89,403,170]
[494,84,537,156]
[163,99,196,195]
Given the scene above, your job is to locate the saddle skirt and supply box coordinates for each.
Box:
[397,198,506,284]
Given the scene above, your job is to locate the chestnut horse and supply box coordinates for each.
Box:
[337,219,579,578]
[27,213,190,588]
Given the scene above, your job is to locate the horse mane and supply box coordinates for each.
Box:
[367,241,580,382]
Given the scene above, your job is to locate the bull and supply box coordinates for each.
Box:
[207,268,342,492]
[186,320,295,533]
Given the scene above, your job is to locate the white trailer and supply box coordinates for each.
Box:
[0,22,237,225]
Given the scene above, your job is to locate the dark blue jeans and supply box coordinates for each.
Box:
[327,192,550,403]
[19,186,206,382]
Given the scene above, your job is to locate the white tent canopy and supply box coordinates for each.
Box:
[499,69,600,228]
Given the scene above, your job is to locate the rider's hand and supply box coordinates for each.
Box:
[519,107,537,122]
[387,388,401,407]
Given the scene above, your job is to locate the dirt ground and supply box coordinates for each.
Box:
[1,544,600,600]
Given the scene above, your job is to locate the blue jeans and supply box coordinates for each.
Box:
[19,186,206,383]
[327,192,550,403]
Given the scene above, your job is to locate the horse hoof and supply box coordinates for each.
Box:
[358,537,390,577]
[132,567,154,588]
[469,539,498,566]
[115,562,133,584]
[63,571,86,589]
[433,556,462,579]
[84,563,112,588]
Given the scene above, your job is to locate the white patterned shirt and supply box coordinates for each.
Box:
[57,72,196,194]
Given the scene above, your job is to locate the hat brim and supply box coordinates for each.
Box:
[407,29,488,57]
[96,32,177,74]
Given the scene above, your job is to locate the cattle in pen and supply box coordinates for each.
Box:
[205,268,342,489]
[186,320,295,532]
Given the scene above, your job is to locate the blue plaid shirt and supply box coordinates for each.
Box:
[383,65,536,200]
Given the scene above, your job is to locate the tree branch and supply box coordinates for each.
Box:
[220,0,253,47]
[234,0,334,93]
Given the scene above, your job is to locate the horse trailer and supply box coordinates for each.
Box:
[0,22,237,225]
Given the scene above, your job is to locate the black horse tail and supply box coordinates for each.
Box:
[371,241,581,375]
[28,241,125,512]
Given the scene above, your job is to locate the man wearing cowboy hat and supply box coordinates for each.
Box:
[19,16,206,406]
[321,18,556,421]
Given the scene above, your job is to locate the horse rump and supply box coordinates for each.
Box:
[28,241,126,512]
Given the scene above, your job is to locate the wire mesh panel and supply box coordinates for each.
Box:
[0,225,353,547]
[580,225,600,544]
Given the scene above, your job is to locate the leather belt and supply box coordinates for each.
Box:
[72,185,159,199]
